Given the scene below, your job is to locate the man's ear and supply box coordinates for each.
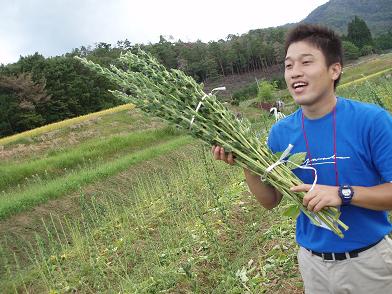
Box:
[330,63,342,81]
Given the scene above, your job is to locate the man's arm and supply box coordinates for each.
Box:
[212,145,282,209]
[291,183,392,212]
[244,169,283,209]
[351,183,392,210]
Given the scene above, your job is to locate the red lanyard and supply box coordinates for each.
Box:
[301,106,339,186]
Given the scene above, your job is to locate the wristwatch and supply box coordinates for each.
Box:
[339,185,354,205]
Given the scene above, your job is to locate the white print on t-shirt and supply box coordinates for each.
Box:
[303,154,350,166]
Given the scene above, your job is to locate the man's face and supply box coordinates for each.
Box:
[284,41,339,106]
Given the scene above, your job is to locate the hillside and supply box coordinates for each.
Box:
[2,0,391,140]
[0,55,391,292]
[302,0,392,36]
[205,52,392,101]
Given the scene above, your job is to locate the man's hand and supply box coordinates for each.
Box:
[211,145,235,165]
[290,184,342,212]
[211,145,282,209]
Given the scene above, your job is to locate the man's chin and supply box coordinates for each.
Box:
[293,96,316,106]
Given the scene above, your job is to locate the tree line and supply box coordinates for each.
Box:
[0,17,391,138]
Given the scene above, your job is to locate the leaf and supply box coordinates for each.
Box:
[235,266,249,283]
[282,204,300,219]
[286,152,307,170]
[274,151,284,158]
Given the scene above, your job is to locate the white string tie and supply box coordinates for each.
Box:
[189,87,226,129]
[262,144,318,192]
[262,143,334,230]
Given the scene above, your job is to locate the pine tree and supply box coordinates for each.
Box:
[0,73,50,134]
[347,16,373,49]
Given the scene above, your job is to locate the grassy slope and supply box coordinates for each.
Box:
[0,135,192,220]
[0,104,134,146]
[337,75,392,111]
[339,53,392,85]
[0,146,300,293]
[1,54,391,292]
[0,107,193,220]
[0,127,181,191]
[238,52,392,109]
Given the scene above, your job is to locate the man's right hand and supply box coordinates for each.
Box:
[211,146,281,209]
[211,145,235,165]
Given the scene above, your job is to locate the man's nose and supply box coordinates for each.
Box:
[290,64,304,79]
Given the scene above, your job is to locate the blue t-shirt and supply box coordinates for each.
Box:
[267,97,392,252]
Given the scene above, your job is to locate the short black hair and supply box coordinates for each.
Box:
[284,24,343,88]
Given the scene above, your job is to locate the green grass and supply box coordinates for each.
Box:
[0,146,300,293]
[80,108,165,138]
[1,58,391,293]
[0,104,134,145]
[340,52,392,85]
[0,108,165,165]
[339,68,392,90]
[0,126,181,191]
[0,135,193,220]
[337,76,392,111]
[234,53,392,106]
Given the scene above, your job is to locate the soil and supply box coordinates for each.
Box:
[204,65,283,99]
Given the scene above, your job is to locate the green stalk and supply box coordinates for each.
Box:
[75,49,349,238]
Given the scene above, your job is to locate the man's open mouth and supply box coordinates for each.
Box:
[292,82,308,90]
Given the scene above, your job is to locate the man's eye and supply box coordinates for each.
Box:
[285,64,292,69]
[303,60,311,65]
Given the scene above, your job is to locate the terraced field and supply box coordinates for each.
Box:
[0,54,391,293]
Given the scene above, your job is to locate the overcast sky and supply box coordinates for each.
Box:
[0,0,328,65]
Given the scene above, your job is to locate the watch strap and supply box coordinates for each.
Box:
[339,185,354,205]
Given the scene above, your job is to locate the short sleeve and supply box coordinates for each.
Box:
[267,124,280,153]
[369,110,392,182]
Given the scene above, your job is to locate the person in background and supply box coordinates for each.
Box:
[275,99,284,112]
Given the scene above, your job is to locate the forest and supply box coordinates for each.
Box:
[1,16,391,137]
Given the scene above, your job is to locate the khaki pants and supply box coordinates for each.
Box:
[297,236,392,294]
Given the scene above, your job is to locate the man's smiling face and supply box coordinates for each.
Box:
[284,41,340,107]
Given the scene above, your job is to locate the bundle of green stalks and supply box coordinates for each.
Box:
[76,49,348,238]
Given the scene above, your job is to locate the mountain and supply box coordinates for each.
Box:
[301,0,392,36]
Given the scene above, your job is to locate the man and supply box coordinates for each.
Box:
[212,24,392,293]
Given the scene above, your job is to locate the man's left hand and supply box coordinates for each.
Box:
[290,184,342,212]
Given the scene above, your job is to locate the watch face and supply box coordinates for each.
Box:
[342,188,351,197]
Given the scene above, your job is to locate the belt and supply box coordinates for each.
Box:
[306,238,383,261]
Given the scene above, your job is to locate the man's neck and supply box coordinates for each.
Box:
[301,94,337,119]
